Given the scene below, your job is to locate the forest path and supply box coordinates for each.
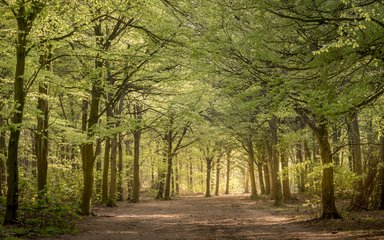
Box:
[46,195,381,240]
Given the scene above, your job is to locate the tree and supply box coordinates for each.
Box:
[2,0,44,225]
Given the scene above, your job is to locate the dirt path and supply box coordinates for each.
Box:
[45,195,383,240]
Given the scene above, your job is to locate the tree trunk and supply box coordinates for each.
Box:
[215,156,220,196]
[257,163,266,195]
[263,164,271,195]
[117,134,123,201]
[205,157,213,197]
[188,162,194,192]
[0,116,6,196]
[281,149,291,200]
[247,139,258,199]
[379,135,384,210]
[80,21,104,215]
[297,143,305,193]
[156,154,166,200]
[132,130,141,203]
[95,139,102,196]
[164,130,173,200]
[175,158,180,195]
[107,135,117,206]
[35,49,50,199]
[225,150,231,194]
[348,156,378,211]
[4,9,31,224]
[349,121,376,211]
[269,116,282,206]
[332,125,340,166]
[102,138,110,203]
[316,123,340,219]
[244,167,249,194]
[350,113,363,187]
[125,138,133,201]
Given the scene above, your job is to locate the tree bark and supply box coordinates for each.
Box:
[379,135,384,210]
[107,135,117,206]
[296,143,305,193]
[205,157,213,197]
[0,116,6,197]
[244,167,249,194]
[225,150,231,194]
[102,138,110,203]
[281,149,291,200]
[332,125,340,166]
[349,121,376,211]
[189,162,194,192]
[263,164,271,195]
[132,130,141,203]
[257,163,266,195]
[269,116,283,206]
[215,156,221,196]
[175,157,180,195]
[117,133,123,201]
[315,123,340,218]
[350,113,363,187]
[4,2,42,223]
[164,129,173,200]
[247,139,258,199]
[156,140,168,199]
[35,49,50,199]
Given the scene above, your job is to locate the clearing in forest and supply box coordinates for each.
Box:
[47,195,384,240]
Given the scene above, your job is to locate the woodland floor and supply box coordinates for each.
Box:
[42,194,384,240]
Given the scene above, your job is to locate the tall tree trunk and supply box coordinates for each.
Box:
[296,107,340,219]
[164,130,173,200]
[350,113,363,187]
[215,156,221,196]
[332,125,340,166]
[35,49,50,199]
[108,135,117,206]
[257,163,266,195]
[156,154,166,200]
[188,162,194,192]
[117,134,123,201]
[244,167,250,194]
[225,150,231,194]
[125,138,133,201]
[200,160,204,193]
[95,139,102,196]
[281,149,291,200]
[205,157,213,197]
[132,130,141,203]
[315,123,340,218]
[247,139,258,199]
[0,116,6,197]
[269,116,282,206]
[4,4,36,223]
[263,164,271,195]
[379,135,384,210]
[80,20,104,215]
[102,138,110,203]
[175,158,180,195]
[349,121,377,211]
[297,143,305,193]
